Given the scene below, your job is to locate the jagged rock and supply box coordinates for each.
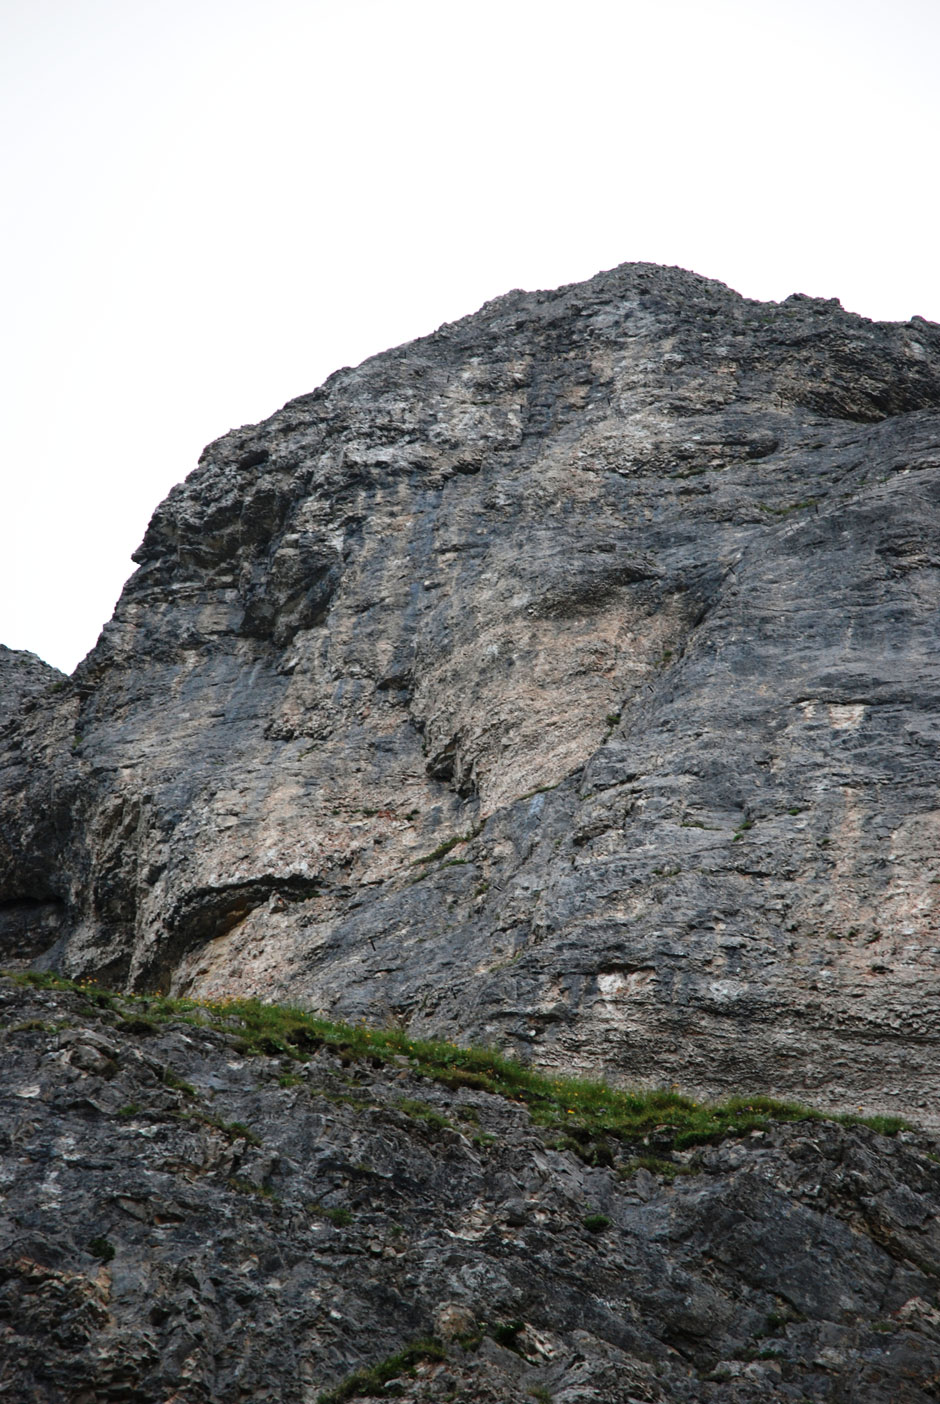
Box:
[2,263,940,1129]
[2,977,939,1403]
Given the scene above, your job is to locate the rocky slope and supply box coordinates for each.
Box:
[2,261,940,1130]
[2,975,939,1403]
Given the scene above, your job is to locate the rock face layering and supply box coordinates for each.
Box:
[2,262,940,1132]
[3,262,940,1404]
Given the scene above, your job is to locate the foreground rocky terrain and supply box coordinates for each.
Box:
[2,974,939,1403]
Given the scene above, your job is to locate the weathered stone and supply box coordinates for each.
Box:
[1,977,938,1403]
[5,255,940,1397]
[3,262,939,1131]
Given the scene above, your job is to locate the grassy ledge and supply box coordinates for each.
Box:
[316,1340,446,1404]
[411,821,483,867]
[2,970,911,1151]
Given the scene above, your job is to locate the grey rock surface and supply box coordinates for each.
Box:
[2,977,939,1403]
[2,262,940,1129]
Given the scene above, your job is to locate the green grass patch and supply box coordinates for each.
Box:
[620,1154,693,1181]
[323,1206,353,1227]
[518,780,563,801]
[306,1202,353,1227]
[116,1015,159,1036]
[227,1177,279,1201]
[162,1067,197,1098]
[411,823,482,866]
[2,970,914,1153]
[413,832,466,864]
[196,1113,261,1146]
[396,1098,454,1134]
[489,1320,525,1353]
[317,1340,446,1403]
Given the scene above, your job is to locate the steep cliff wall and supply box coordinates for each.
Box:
[2,262,940,1125]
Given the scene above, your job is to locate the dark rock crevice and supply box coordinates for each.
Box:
[0,895,66,964]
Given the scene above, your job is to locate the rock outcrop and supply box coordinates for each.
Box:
[2,976,939,1403]
[2,262,940,1127]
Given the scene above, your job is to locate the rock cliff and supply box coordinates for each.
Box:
[3,261,940,1402]
[3,261,939,1126]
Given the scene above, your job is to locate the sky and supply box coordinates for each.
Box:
[2,0,939,674]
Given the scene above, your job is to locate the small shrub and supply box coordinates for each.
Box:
[582,1212,611,1233]
[88,1236,115,1262]
[621,1155,690,1181]
[397,1099,454,1134]
[489,1320,525,1353]
[228,1177,278,1201]
[162,1067,197,1098]
[116,1015,159,1036]
[309,1205,354,1227]
[200,1115,261,1146]
[317,1340,446,1404]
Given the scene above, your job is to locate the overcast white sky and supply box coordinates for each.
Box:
[3,0,939,674]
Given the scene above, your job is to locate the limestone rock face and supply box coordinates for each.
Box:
[2,262,940,1124]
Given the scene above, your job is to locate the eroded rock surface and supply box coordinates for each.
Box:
[2,978,939,1403]
[2,263,940,1127]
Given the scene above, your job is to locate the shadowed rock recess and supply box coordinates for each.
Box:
[2,262,940,1400]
